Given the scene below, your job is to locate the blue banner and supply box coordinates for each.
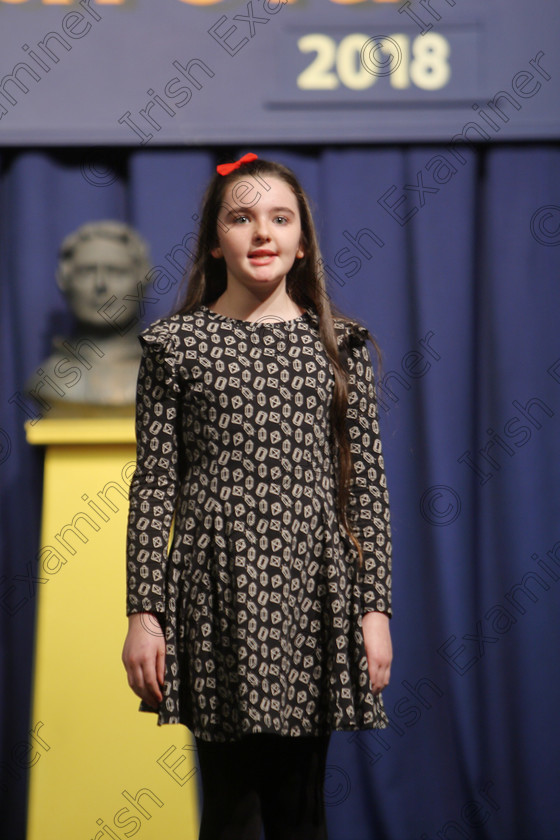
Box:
[0,0,558,145]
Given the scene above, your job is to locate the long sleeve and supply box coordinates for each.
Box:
[125,327,182,617]
[339,325,393,617]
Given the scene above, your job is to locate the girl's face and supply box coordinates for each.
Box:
[211,175,304,294]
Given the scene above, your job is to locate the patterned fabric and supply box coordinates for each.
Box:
[126,303,392,742]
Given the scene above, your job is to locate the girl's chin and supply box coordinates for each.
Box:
[245,269,283,282]
[230,269,287,286]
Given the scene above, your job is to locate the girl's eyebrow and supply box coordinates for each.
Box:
[222,205,296,217]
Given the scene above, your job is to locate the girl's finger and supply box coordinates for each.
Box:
[156,643,165,685]
[142,660,163,704]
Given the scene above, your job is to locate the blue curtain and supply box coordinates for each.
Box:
[1,144,559,840]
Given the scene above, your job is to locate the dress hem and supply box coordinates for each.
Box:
[138,702,390,742]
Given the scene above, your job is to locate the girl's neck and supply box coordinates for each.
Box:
[208,290,305,323]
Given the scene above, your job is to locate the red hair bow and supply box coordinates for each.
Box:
[216,153,258,176]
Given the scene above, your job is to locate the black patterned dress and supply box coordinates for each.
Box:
[125,303,392,742]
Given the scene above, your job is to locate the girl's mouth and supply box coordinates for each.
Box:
[248,251,277,265]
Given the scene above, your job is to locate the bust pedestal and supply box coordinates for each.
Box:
[25,411,199,840]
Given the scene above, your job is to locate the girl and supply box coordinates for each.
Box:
[122,153,393,840]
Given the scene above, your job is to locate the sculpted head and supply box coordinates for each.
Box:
[56,221,151,332]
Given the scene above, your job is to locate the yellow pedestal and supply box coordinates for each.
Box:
[25,414,199,840]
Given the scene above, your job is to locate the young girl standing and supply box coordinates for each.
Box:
[122,154,393,840]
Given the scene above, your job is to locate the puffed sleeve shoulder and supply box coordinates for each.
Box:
[334,319,372,353]
[138,319,184,395]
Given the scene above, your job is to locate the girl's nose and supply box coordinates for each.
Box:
[253,219,271,242]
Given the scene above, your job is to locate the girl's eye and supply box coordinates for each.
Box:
[274,216,288,224]
[233,215,249,224]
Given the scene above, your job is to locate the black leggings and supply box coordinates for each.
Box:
[195,732,331,840]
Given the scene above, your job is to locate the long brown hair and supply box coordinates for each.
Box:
[173,157,380,570]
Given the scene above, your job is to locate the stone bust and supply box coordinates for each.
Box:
[25,221,152,409]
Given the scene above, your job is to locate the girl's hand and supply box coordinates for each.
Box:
[122,613,165,710]
[362,611,392,694]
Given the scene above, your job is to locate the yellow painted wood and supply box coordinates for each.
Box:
[25,410,136,446]
[25,415,199,840]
